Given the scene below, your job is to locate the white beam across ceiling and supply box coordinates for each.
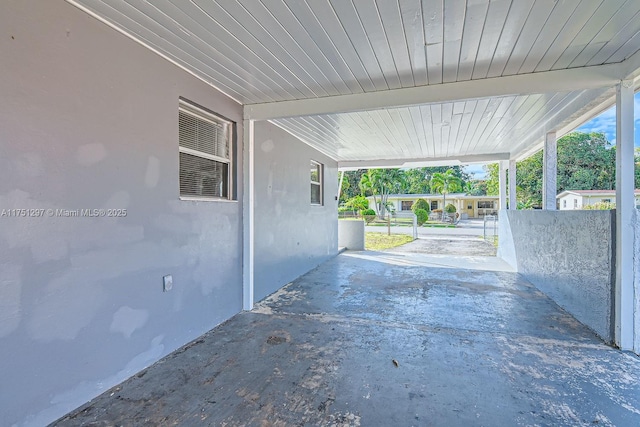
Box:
[338,153,510,171]
[245,63,623,121]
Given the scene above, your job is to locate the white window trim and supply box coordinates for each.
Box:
[311,160,323,206]
[178,100,233,201]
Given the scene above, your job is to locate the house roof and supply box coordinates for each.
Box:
[70,1,640,168]
[556,190,640,198]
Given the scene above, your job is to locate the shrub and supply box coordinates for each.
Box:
[583,202,615,210]
[345,195,369,211]
[360,208,377,224]
[414,208,428,226]
[411,198,430,213]
[445,203,457,213]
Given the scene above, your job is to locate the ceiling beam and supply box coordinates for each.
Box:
[338,153,510,171]
[246,63,623,121]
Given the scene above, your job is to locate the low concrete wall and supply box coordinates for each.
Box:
[501,210,615,343]
[338,220,365,250]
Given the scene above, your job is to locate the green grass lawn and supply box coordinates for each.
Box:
[365,232,414,251]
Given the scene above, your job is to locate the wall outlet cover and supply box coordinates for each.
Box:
[163,275,173,292]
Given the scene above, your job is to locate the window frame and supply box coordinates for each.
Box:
[401,201,413,211]
[478,200,494,209]
[310,160,323,206]
[178,100,234,201]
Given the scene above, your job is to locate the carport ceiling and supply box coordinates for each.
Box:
[69,0,640,166]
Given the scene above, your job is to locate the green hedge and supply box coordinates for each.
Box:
[414,208,429,226]
[411,198,430,213]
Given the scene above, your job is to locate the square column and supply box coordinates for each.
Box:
[615,81,635,351]
[499,160,507,212]
[242,118,255,310]
[543,132,557,210]
[508,159,517,209]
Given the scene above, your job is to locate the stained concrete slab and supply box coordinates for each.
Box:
[388,235,497,256]
[52,252,640,427]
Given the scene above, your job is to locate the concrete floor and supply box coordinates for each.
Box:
[53,250,640,426]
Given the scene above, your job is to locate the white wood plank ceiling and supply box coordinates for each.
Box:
[69,0,640,165]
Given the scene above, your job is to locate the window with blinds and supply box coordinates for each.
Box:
[310,160,323,205]
[178,101,232,199]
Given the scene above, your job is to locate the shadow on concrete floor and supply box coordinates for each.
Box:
[53,252,640,427]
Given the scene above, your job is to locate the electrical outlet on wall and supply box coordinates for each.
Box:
[163,275,173,292]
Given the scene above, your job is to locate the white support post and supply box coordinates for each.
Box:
[615,80,635,351]
[242,118,255,311]
[543,132,557,210]
[499,161,507,212]
[508,159,517,210]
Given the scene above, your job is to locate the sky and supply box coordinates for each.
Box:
[464,92,640,180]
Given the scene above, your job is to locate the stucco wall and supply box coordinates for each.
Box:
[253,122,338,302]
[503,210,615,342]
[0,1,244,425]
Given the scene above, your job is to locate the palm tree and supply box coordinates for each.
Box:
[359,170,379,216]
[430,170,462,221]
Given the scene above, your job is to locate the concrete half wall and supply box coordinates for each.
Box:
[0,1,244,425]
[253,122,338,302]
[499,210,615,343]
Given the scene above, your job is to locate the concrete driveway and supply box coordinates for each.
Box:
[54,250,640,426]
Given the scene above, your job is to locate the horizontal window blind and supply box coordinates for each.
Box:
[179,152,228,198]
[178,101,232,199]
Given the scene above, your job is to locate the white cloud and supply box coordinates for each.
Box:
[576,92,640,144]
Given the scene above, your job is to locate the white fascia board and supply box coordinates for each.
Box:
[245,64,622,120]
[338,153,510,171]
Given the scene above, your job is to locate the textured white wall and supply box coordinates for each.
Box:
[253,122,338,302]
[0,1,244,425]
[503,210,615,342]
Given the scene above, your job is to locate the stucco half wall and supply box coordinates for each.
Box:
[253,121,339,302]
[498,210,615,343]
[0,1,247,425]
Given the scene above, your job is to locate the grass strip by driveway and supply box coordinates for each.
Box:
[365,232,414,251]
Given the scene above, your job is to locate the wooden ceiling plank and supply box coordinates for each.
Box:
[238,0,348,96]
[533,0,604,72]
[399,0,428,86]
[456,0,490,82]
[472,0,512,79]
[550,0,626,70]
[422,0,444,84]
[501,0,556,76]
[517,0,581,74]
[485,0,535,78]
[139,0,293,101]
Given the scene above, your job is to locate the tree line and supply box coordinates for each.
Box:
[341,131,638,211]
[340,165,476,203]
[484,131,640,208]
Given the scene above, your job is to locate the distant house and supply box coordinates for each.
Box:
[556,190,640,210]
[366,193,500,218]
